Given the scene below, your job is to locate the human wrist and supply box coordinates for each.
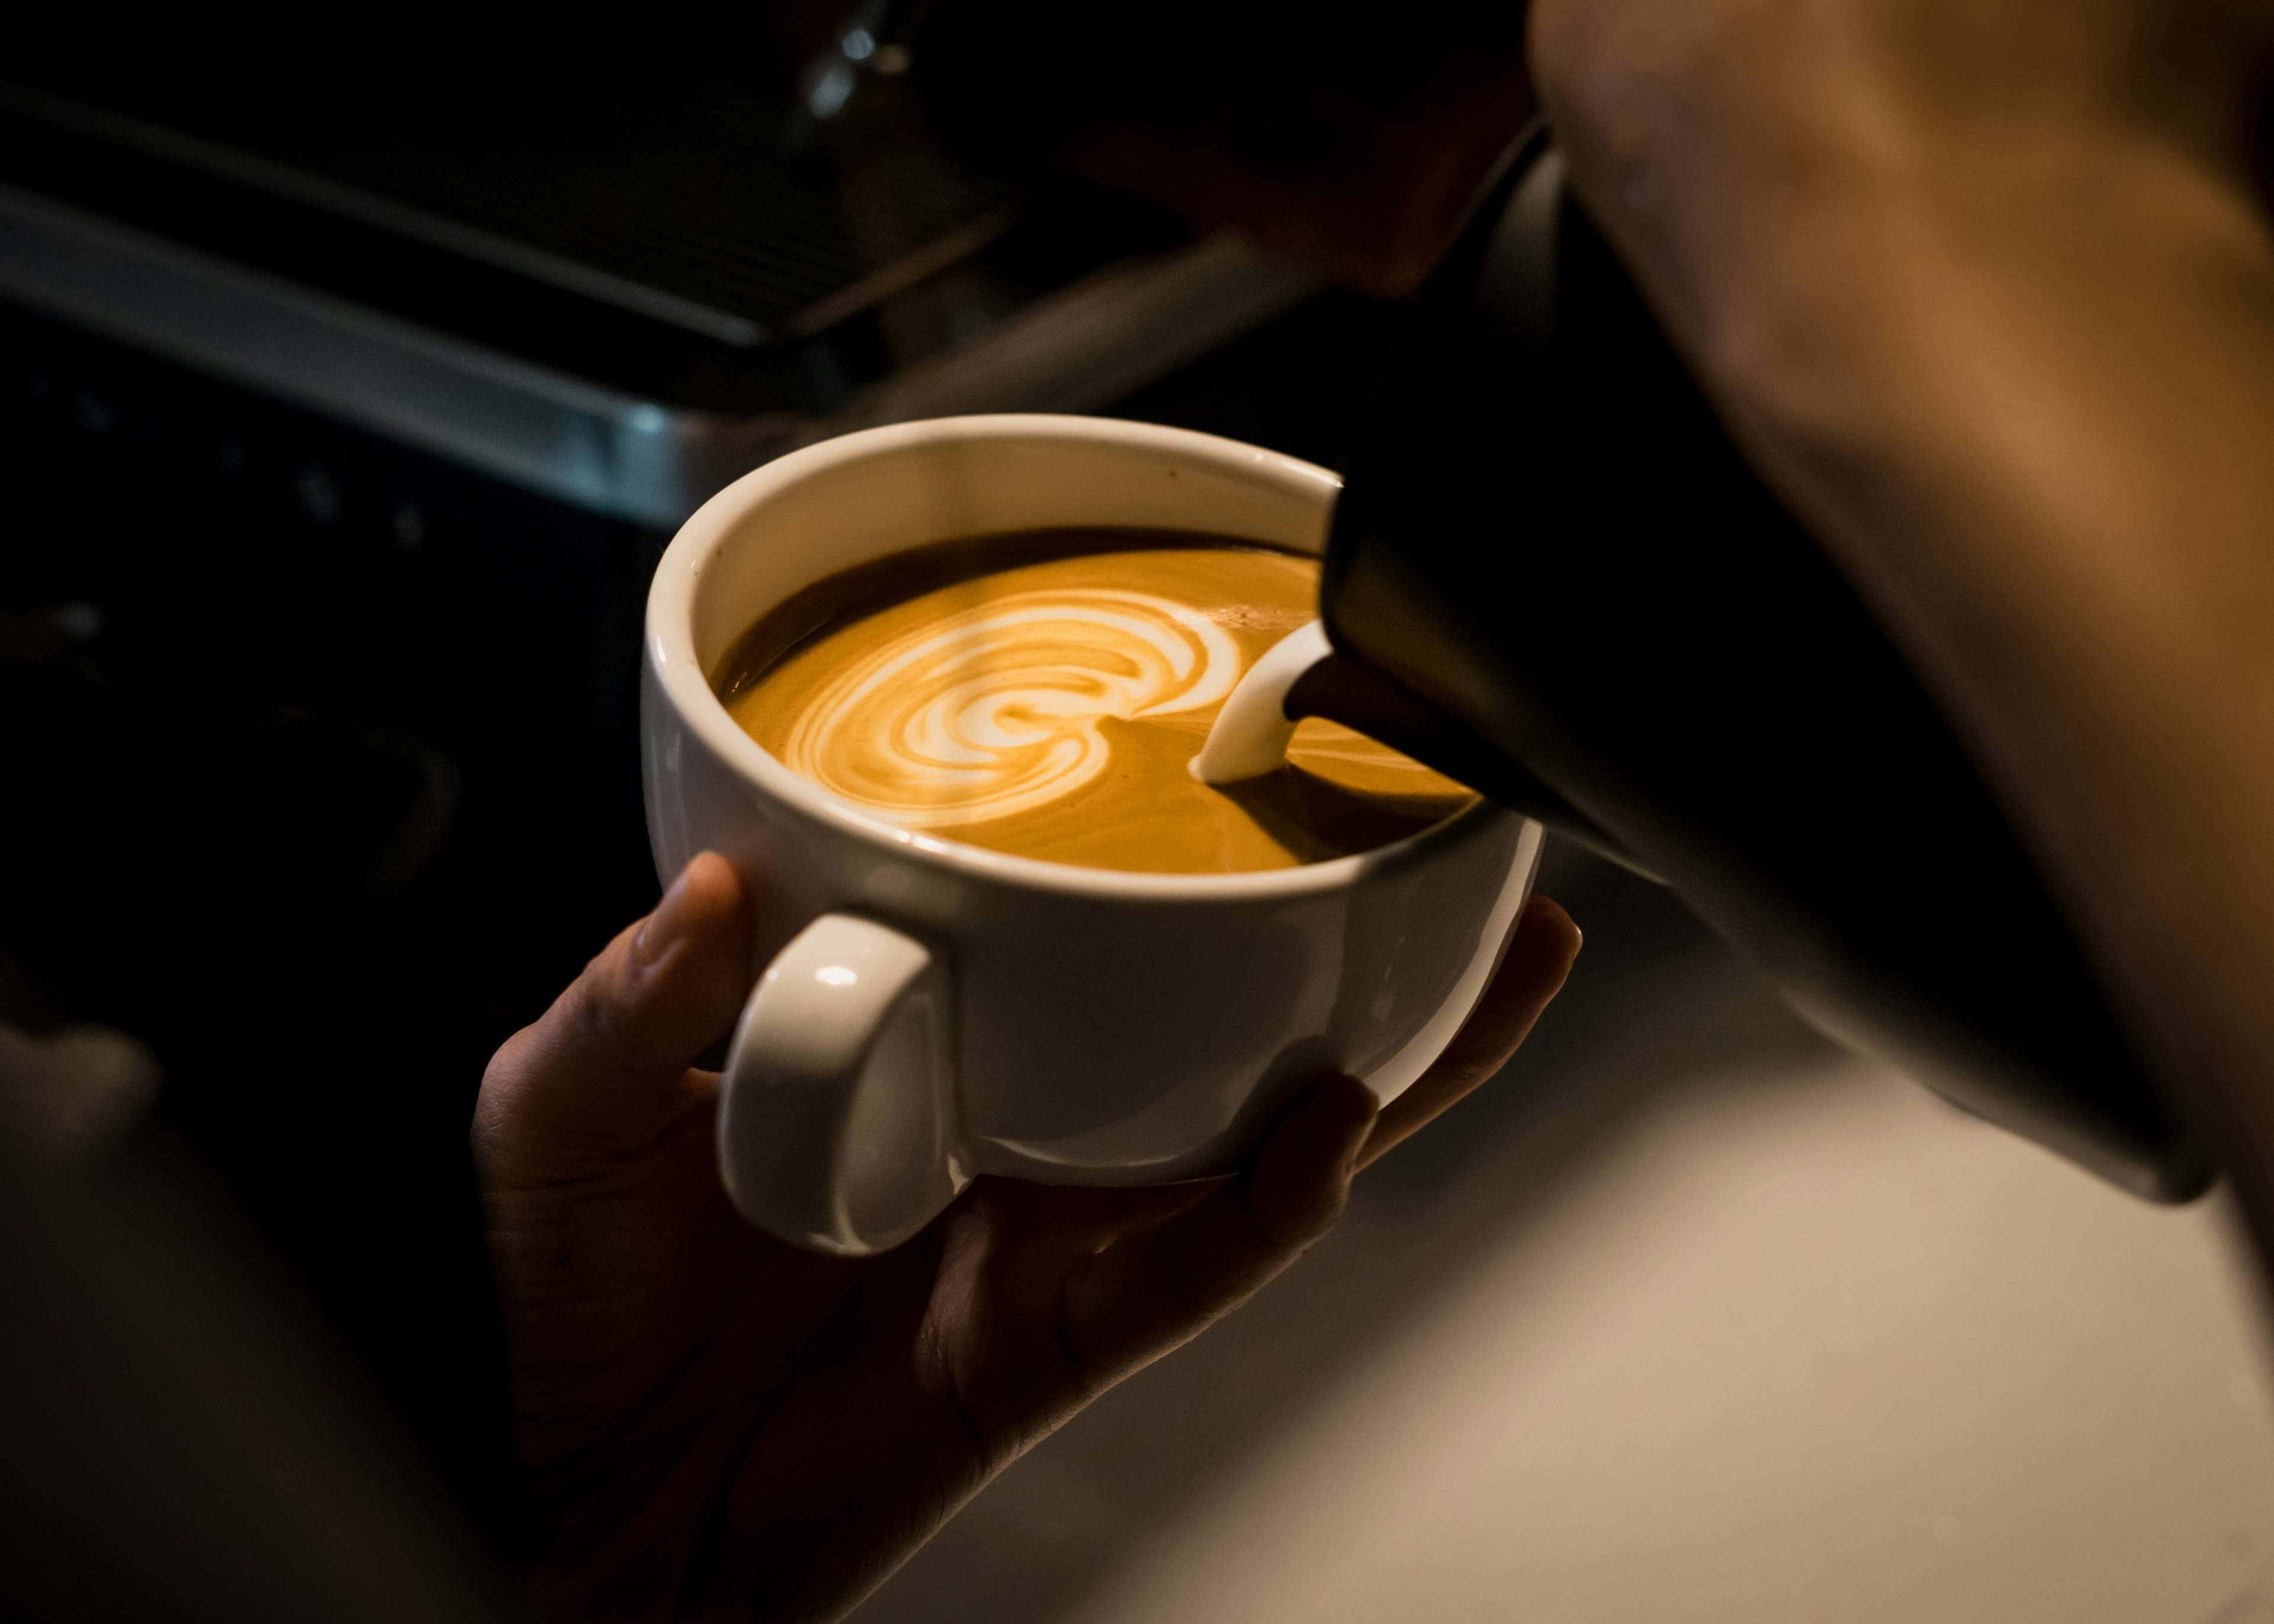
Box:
[1668,118,2274,586]
[1528,9,2274,503]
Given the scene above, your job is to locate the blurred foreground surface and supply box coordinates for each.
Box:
[8,264,2267,1617]
[852,841,2274,1624]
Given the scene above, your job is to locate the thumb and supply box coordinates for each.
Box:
[474,851,756,1180]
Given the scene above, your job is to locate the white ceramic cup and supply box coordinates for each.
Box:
[644,414,1543,1256]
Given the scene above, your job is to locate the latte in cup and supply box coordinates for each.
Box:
[715,527,1473,873]
[651,417,1541,1253]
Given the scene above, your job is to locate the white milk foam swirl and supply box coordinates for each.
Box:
[779,589,1244,827]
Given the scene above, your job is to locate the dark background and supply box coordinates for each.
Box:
[0,278,1406,1556]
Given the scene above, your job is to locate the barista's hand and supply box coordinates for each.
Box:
[475,852,1578,1623]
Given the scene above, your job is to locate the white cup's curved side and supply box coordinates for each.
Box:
[1358,816,1545,1102]
[717,913,966,1257]
[641,413,1544,1237]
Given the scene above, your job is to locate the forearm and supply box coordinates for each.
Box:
[1743,147,2274,1204]
[1536,2,2274,1224]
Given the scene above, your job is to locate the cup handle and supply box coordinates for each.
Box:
[717,912,966,1256]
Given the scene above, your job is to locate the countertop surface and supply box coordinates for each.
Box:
[850,841,2274,1624]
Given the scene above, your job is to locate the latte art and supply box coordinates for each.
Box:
[721,536,1476,874]
[779,590,1242,826]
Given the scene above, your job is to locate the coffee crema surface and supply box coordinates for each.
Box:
[716,530,1475,873]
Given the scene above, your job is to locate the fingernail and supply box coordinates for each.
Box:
[631,866,694,969]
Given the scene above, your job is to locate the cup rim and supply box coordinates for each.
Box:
[647,413,1512,903]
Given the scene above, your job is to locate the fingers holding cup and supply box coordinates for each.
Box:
[476,852,755,1185]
